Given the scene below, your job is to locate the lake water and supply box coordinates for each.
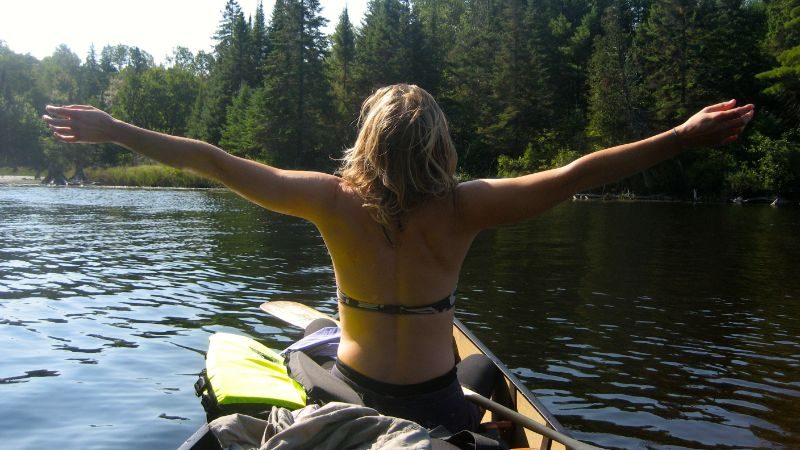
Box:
[1,185,798,449]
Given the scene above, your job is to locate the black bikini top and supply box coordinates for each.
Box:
[337,289,456,315]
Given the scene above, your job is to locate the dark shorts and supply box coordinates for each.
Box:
[331,359,481,433]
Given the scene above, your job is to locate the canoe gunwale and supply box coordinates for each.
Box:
[452,317,567,435]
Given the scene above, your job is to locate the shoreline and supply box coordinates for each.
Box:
[0,175,40,186]
[2,176,793,205]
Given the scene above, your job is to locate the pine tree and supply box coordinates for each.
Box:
[250,1,269,86]
[442,0,499,175]
[414,0,466,95]
[758,0,800,124]
[188,0,249,144]
[248,0,333,168]
[693,0,767,106]
[220,85,260,157]
[487,0,553,158]
[214,0,244,49]
[634,0,702,128]
[535,0,599,133]
[353,0,414,97]
[328,8,359,141]
[587,0,642,146]
[81,45,106,107]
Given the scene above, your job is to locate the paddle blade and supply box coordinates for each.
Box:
[260,301,339,329]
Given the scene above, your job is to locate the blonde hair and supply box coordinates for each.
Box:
[338,84,458,227]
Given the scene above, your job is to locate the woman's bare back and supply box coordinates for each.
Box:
[320,182,476,383]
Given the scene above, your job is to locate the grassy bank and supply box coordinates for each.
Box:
[85,165,221,188]
[0,167,37,176]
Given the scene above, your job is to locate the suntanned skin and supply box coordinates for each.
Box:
[43,100,754,384]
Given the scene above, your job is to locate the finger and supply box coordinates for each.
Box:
[715,105,754,123]
[721,134,739,145]
[725,109,755,129]
[743,109,755,125]
[702,99,736,113]
[42,115,72,127]
[49,125,75,134]
[64,105,96,111]
[53,132,80,143]
[45,105,72,119]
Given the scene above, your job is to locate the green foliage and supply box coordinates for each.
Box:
[727,130,800,194]
[85,164,220,188]
[758,0,800,124]
[219,85,262,159]
[0,94,45,169]
[496,131,578,177]
[0,166,36,176]
[108,65,199,135]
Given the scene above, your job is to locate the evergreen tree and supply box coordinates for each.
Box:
[536,0,599,133]
[220,85,260,157]
[442,0,499,175]
[413,0,466,95]
[81,45,105,106]
[327,8,359,143]
[693,0,767,106]
[214,0,245,49]
[247,0,333,168]
[488,0,553,158]
[587,0,643,146]
[634,0,702,128]
[758,0,800,125]
[250,1,269,86]
[188,0,249,144]
[353,0,414,97]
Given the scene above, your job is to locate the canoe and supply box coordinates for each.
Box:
[178,314,570,450]
[450,317,568,449]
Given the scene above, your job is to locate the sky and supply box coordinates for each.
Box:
[0,0,368,64]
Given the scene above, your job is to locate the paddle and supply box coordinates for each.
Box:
[261,301,340,329]
[259,301,605,450]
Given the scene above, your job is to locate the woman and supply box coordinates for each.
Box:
[43,84,754,432]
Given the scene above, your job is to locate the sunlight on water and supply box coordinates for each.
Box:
[1,186,799,449]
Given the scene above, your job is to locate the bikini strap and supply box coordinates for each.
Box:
[337,289,456,315]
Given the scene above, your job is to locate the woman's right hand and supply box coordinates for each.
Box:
[675,100,755,149]
[42,105,119,145]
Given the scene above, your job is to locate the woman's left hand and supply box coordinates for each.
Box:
[675,100,755,149]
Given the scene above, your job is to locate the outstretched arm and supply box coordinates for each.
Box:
[42,105,341,222]
[457,100,755,230]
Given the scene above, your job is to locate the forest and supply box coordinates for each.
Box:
[0,0,798,199]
